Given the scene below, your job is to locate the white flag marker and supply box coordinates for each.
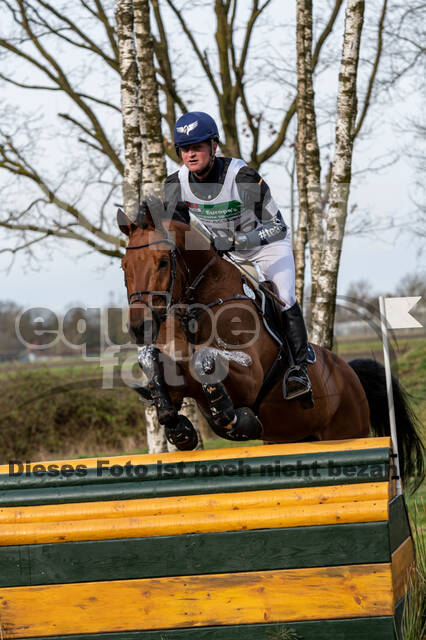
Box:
[379,296,423,496]
[383,297,422,329]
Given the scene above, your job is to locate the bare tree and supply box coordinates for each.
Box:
[116,0,202,453]
[0,0,422,347]
[116,0,141,221]
[310,0,365,348]
[295,0,327,306]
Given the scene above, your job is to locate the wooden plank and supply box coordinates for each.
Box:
[0,437,391,474]
[394,596,406,640]
[0,564,394,637]
[1,448,390,492]
[0,499,388,546]
[0,462,390,508]
[2,616,398,639]
[0,482,388,525]
[392,537,415,605]
[0,522,390,587]
[389,495,412,553]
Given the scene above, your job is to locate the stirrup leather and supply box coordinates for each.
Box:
[282,365,312,400]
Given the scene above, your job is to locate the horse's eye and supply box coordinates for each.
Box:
[158,257,169,270]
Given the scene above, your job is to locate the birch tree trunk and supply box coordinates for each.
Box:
[295,123,309,306]
[132,0,203,451]
[133,0,166,191]
[296,0,323,308]
[116,0,141,221]
[310,0,365,349]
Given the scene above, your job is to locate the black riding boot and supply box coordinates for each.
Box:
[281,302,313,404]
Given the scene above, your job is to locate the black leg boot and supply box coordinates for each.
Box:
[281,302,314,406]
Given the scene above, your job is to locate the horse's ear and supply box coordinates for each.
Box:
[139,195,167,230]
[117,208,134,236]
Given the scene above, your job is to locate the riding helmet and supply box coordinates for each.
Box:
[174,111,219,152]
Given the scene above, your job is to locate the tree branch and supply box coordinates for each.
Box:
[257,0,344,165]
[164,0,221,98]
[0,220,123,257]
[353,0,387,139]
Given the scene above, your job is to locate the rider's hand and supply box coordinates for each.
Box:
[211,234,235,253]
[233,232,249,250]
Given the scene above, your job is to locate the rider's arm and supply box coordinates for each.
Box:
[164,172,190,224]
[233,166,287,249]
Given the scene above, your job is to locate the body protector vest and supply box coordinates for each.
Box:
[178,158,249,234]
[177,158,287,250]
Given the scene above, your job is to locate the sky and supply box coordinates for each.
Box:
[0,1,424,313]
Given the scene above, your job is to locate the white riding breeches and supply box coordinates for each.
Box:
[230,235,297,308]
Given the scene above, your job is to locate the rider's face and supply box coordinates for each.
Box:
[180,141,217,174]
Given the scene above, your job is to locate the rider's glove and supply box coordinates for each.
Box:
[211,233,235,254]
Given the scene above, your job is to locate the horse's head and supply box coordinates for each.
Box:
[118,198,188,345]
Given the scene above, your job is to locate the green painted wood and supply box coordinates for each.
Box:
[14,616,397,639]
[394,596,406,640]
[0,521,390,587]
[0,450,389,507]
[0,465,389,507]
[389,495,412,552]
[1,448,390,491]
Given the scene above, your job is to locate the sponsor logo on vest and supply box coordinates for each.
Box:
[186,200,242,222]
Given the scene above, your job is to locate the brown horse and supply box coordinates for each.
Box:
[118,202,424,489]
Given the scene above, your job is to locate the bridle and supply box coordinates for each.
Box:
[124,228,259,342]
[124,233,188,328]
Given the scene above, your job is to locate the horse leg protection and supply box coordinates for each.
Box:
[138,346,198,450]
[202,382,236,428]
[193,348,235,428]
[220,407,263,441]
[193,348,263,440]
[138,346,177,426]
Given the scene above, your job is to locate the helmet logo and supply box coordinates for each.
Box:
[176,120,198,136]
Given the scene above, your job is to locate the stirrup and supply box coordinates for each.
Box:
[282,365,312,400]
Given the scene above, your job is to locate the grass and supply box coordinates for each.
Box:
[0,366,147,462]
[400,499,425,640]
[334,335,425,357]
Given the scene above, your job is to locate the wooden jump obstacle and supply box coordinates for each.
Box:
[0,436,415,639]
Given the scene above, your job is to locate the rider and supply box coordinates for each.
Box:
[164,111,312,402]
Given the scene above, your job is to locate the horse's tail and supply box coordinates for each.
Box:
[349,358,425,492]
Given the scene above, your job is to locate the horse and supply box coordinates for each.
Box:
[118,200,424,490]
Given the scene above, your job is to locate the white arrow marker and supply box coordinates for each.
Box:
[383,297,422,329]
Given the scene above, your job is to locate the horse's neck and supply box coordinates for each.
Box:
[197,254,241,303]
[173,222,242,302]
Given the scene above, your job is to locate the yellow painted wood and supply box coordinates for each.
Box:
[392,536,415,605]
[0,499,388,546]
[0,564,394,637]
[0,482,389,525]
[0,437,391,474]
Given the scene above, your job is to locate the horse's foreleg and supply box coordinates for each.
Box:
[138,345,198,450]
[192,347,262,441]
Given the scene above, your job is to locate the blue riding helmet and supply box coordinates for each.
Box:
[174,112,219,152]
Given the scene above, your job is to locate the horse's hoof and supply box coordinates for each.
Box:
[232,407,263,440]
[165,415,198,451]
